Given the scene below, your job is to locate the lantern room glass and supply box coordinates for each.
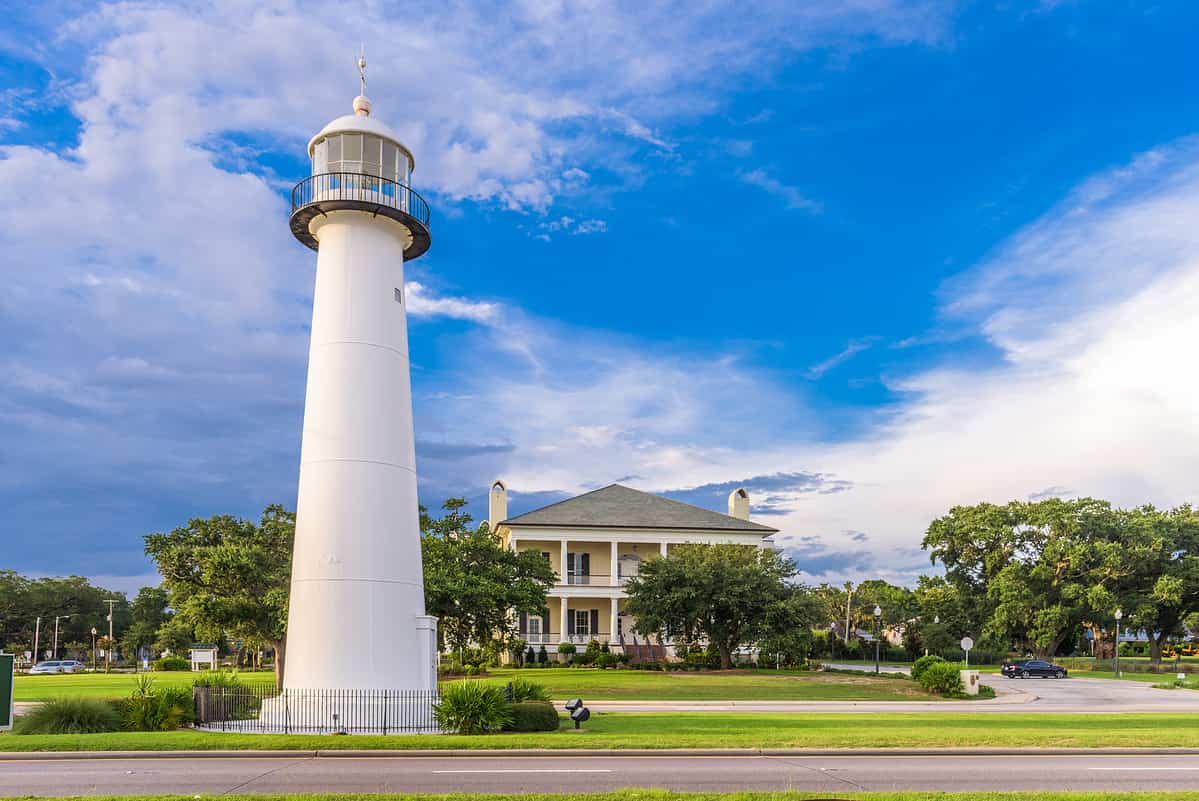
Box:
[314,133,408,185]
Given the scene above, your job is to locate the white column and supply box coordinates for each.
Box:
[510,535,518,552]
[610,540,619,585]
[559,598,569,646]
[660,541,668,557]
[560,538,569,582]
[610,598,619,643]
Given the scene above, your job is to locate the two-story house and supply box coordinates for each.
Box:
[488,481,778,656]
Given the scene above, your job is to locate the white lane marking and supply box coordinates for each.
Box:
[1088,767,1199,771]
[433,769,613,774]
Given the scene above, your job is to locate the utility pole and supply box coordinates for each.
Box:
[53,615,70,660]
[843,582,854,644]
[32,616,41,666]
[104,599,118,673]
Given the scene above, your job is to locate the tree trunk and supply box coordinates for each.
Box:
[1149,632,1167,666]
[273,638,286,688]
[717,641,733,670]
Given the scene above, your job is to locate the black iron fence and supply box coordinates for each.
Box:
[290,172,431,228]
[193,685,440,734]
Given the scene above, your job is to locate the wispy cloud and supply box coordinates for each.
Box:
[805,339,875,378]
[737,168,822,212]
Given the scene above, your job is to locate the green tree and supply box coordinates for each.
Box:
[420,499,556,657]
[145,505,294,684]
[756,585,822,667]
[0,572,130,659]
[122,585,173,660]
[153,617,195,656]
[1112,505,1199,664]
[912,575,971,655]
[624,543,798,669]
[924,498,1121,658]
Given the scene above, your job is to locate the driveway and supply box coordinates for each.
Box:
[808,663,1199,714]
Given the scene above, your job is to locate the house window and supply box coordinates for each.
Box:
[574,610,590,636]
[528,617,542,639]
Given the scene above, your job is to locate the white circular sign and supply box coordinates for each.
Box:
[960,636,974,652]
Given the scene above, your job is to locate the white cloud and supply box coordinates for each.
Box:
[0,0,951,578]
[806,339,876,379]
[738,168,822,212]
[416,138,1199,588]
[405,282,500,324]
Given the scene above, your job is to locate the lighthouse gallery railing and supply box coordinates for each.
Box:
[291,172,431,228]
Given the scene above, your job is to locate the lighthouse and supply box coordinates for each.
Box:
[282,57,437,704]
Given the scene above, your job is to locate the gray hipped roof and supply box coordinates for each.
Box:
[501,484,778,533]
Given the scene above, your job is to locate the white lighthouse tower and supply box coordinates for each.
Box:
[282,57,437,708]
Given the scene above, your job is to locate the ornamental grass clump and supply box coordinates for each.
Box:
[508,677,550,702]
[14,697,122,735]
[432,680,512,734]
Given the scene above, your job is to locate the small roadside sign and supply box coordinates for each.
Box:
[0,653,14,731]
[960,636,974,667]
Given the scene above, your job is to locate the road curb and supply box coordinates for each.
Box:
[4,746,1199,760]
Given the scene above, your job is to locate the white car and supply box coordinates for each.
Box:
[29,660,85,674]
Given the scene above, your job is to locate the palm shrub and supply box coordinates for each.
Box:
[911,654,946,682]
[433,681,513,734]
[506,700,560,732]
[14,697,121,734]
[122,674,196,731]
[917,660,965,695]
[508,677,550,702]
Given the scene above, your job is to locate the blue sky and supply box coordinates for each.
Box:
[3,1,1199,594]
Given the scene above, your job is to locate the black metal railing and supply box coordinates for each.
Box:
[193,684,440,734]
[290,172,431,228]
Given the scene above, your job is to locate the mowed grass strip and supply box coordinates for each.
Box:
[3,713,1198,751]
[25,795,1199,801]
[15,668,941,703]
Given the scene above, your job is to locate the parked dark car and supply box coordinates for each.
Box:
[1001,659,1068,679]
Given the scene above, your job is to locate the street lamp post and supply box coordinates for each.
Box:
[830,623,837,661]
[91,628,98,672]
[1114,609,1123,678]
[873,605,882,675]
[104,599,118,673]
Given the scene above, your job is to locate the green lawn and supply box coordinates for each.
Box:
[31,795,1199,801]
[13,671,271,701]
[3,712,1198,751]
[479,667,943,700]
[15,668,943,702]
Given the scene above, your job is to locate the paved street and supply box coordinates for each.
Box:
[3,752,1199,795]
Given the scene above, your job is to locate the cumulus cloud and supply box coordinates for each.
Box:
[405,282,500,324]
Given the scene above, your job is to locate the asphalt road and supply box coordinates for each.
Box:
[4,753,1199,795]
